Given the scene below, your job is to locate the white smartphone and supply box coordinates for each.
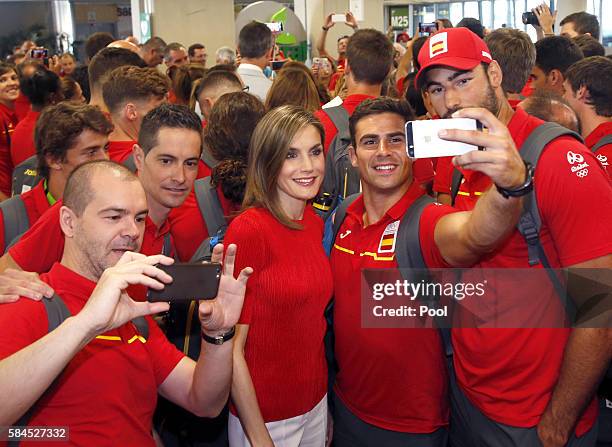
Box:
[405,118,484,158]
[331,13,346,23]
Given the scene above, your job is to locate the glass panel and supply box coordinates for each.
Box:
[481,1,492,28]
[602,0,612,46]
[450,2,463,27]
[436,3,451,20]
[464,1,479,20]
[412,4,436,36]
[493,0,509,29]
[515,0,526,31]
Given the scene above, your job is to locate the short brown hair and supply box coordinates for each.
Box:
[244,105,324,229]
[88,47,147,89]
[265,68,320,113]
[346,29,394,86]
[485,28,535,94]
[565,56,612,117]
[102,65,170,114]
[35,103,114,179]
[572,34,605,58]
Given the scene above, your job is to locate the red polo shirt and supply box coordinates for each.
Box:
[0,262,184,446]
[0,181,50,252]
[330,181,456,433]
[0,102,18,197]
[452,108,611,435]
[8,202,174,301]
[108,140,136,165]
[585,121,612,177]
[14,92,30,122]
[10,109,40,167]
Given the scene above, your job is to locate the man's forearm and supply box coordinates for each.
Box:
[317,28,329,57]
[0,253,20,274]
[540,328,611,441]
[0,316,94,426]
[187,339,233,417]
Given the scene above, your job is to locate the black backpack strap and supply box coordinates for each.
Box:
[517,123,581,321]
[162,232,173,258]
[0,196,29,253]
[395,195,454,357]
[122,154,137,173]
[194,177,226,237]
[200,141,219,170]
[323,105,350,135]
[450,168,464,207]
[131,316,149,339]
[591,134,612,154]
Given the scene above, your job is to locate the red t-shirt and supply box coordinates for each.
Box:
[9,202,174,301]
[0,102,18,197]
[0,181,50,252]
[433,156,454,195]
[224,207,332,422]
[508,98,522,110]
[585,121,612,178]
[452,108,611,434]
[14,92,30,122]
[168,182,240,261]
[107,140,136,165]
[0,262,184,446]
[10,109,40,167]
[314,94,434,186]
[330,182,456,433]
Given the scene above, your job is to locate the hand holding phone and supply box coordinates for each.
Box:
[406,118,483,158]
[147,263,222,302]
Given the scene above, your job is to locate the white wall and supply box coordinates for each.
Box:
[151,0,235,63]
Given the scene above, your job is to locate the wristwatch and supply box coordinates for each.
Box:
[202,326,236,345]
[496,161,534,198]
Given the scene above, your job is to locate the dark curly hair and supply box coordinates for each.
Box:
[204,92,265,204]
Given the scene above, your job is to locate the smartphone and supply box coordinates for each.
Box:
[406,118,484,158]
[419,22,438,35]
[331,13,346,23]
[147,263,222,302]
[30,48,48,59]
[265,22,283,33]
[271,60,286,70]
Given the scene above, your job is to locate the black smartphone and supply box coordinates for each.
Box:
[147,262,222,302]
[271,60,287,70]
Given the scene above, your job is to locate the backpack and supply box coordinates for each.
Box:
[9,294,148,446]
[318,105,360,220]
[450,122,583,317]
[11,156,41,196]
[0,195,29,254]
[591,133,612,154]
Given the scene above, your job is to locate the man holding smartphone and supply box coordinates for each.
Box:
[416,27,611,447]
[0,160,252,444]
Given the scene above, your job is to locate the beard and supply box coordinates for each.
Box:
[442,80,501,119]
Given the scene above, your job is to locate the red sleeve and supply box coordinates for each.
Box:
[223,211,267,325]
[0,300,47,360]
[595,144,612,180]
[8,203,64,272]
[0,209,5,253]
[419,203,457,268]
[144,316,185,385]
[433,156,454,195]
[0,128,13,197]
[536,138,612,266]
[314,109,338,154]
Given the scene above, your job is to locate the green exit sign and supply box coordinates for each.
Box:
[390,6,409,29]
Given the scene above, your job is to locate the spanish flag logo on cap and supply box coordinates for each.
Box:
[429,32,448,59]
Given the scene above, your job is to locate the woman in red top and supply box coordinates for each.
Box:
[10,66,62,166]
[0,63,20,200]
[226,105,332,446]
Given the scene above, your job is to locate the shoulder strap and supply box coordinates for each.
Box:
[0,196,29,254]
[323,105,350,134]
[591,134,612,154]
[450,168,464,206]
[11,156,41,196]
[122,154,137,173]
[200,141,219,170]
[194,176,227,237]
[162,232,173,258]
[330,194,360,246]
